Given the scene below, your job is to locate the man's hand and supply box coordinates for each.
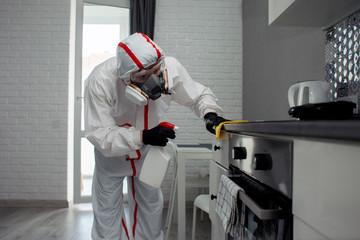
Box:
[204,112,228,134]
[142,126,176,146]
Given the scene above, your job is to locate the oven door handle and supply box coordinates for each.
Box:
[238,191,281,220]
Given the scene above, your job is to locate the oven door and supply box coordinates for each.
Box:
[229,169,293,240]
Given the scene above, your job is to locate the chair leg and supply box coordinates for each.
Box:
[165,173,178,240]
[200,188,206,221]
[192,206,197,240]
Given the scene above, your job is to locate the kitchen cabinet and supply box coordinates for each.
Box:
[209,159,227,240]
[293,138,360,239]
[269,0,360,28]
[293,216,327,240]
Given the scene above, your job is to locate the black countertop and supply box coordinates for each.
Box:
[222,120,360,141]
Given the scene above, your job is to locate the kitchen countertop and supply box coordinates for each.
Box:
[222,120,360,141]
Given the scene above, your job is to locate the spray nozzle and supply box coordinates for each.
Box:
[158,122,179,131]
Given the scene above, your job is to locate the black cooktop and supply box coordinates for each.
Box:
[288,101,357,120]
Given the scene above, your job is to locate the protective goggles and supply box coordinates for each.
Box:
[130,60,164,85]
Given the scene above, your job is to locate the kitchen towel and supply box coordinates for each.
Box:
[215,174,245,237]
[215,120,248,139]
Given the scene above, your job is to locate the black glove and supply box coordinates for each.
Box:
[204,112,228,134]
[142,126,176,146]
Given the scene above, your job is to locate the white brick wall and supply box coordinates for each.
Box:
[155,0,243,144]
[155,0,243,201]
[0,0,70,202]
[0,0,242,204]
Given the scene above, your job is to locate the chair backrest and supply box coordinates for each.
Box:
[167,141,178,163]
[164,141,179,240]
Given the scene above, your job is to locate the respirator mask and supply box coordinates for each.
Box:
[125,61,171,106]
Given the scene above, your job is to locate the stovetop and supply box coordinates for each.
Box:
[222,119,360,141]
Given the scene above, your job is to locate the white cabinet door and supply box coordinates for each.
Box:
[269,0,360,27]
[293,216,327,240]
[293,139,360,239]
[209,160,228,240]
[268,0,294,25]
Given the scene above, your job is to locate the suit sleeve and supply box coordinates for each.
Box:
[84,66,143,158]
[167,57,223,118]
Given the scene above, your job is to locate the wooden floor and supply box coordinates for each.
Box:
[0,203,211,240]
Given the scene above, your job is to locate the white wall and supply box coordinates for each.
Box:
[0,0,71,205]
[0,0,242,205]
[155,0,243,144]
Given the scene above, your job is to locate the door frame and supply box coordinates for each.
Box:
[73,0,130,204]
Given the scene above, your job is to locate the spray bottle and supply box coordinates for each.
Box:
[139,122,179,188]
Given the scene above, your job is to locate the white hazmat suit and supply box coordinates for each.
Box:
[84,33,222,240]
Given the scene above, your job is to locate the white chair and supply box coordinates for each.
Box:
[164,142,210,240]
[192,194,210,240]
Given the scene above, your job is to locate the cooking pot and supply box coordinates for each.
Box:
[288,80,331,107]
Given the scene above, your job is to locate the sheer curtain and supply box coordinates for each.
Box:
[130,0,156,39]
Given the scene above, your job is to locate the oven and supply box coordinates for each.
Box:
[210,131,293,240]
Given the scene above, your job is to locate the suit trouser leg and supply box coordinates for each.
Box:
[127,176,164,240]
[91,150,129,240]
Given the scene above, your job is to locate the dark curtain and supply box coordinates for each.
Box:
[130,0,156,40]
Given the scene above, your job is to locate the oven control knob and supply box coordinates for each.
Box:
[252,153,272,170]
[232,147,247,160]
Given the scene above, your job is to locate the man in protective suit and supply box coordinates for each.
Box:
[84,32,227,240]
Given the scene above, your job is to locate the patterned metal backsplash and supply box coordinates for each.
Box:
[325,10,360,110]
